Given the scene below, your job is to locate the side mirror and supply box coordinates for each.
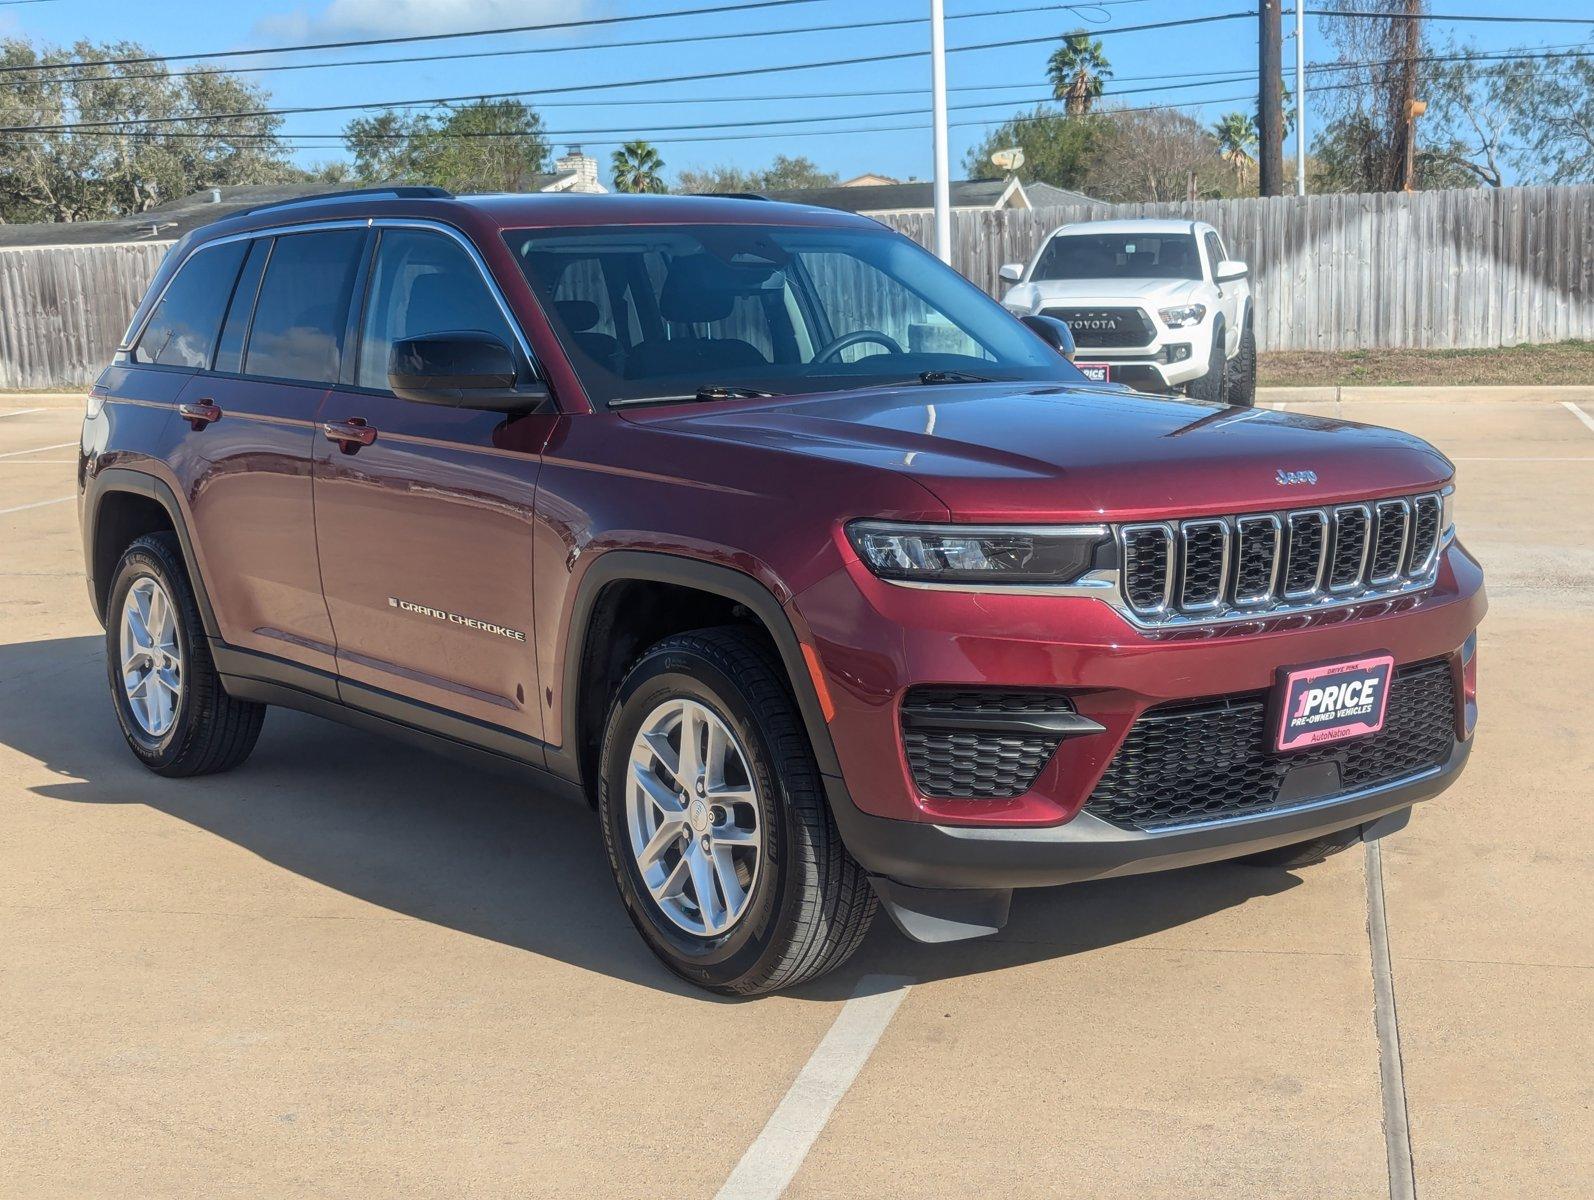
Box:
[1215,259,1248,283]
[998,262,1025,284]
[1020,313,1077,362]
[388,332,549,413]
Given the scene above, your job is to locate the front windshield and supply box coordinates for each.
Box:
[1032,232,1201,281]
[502,223,1084,405]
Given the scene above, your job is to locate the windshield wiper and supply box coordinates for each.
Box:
[609,384,780,408]
[916,370,994,385]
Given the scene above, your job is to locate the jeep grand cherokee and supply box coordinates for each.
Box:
[79,188,1484,994]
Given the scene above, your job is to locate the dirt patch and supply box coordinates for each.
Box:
[1260,341,1594,387]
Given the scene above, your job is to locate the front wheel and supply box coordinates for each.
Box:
[1184,327,1229,403]
[1226,318,1257,407]
[598,627,875,995]
[1236,826,1362,869]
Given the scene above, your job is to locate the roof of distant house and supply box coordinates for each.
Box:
[758,177,1096,215]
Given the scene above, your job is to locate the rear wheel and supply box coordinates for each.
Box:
[598,626,875,995]
[1184,326,1229,403]
[106,533,265,776]
[1236,826,1362,869]
[1226,318,1257,407]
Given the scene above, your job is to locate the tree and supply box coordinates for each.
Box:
[0,37,294,223]
[610,140,666,193]
[1083,107,1234,203]
[674,154,838,193]
[964,107,1100,191]
[1047,31,1112,117]
[1502,54,1594,184]
[1314,0,1430,192]
[1212,112,1258,189]
[342,99,549,193]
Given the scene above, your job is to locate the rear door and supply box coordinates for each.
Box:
[174,226,366,676]
[312,224,551,747]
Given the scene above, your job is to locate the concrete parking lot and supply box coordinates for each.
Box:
[1,389,1590,1199]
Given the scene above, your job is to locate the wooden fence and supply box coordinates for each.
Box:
[876,185,1594,353]
[1,185,1591,388]
[0,241,173,391]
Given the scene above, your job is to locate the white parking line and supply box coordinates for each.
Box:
[715,976,912,1200]
[1561,401,1594,434]
[0,495,74,516]
[0,441,76,460]
[0,408,46,419]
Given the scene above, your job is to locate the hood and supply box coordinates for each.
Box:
[630,383,1453,523]
[1005,277,1205,309]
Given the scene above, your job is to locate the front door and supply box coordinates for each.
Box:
[312,225,551,747]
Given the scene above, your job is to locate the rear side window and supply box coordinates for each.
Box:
[356,228,517,390]
[243,229,365,384]
[131,240,248,368]
[212,238,271,376]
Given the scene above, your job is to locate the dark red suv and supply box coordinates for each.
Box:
[79,188,1484,994]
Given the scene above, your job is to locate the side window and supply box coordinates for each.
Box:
[1204,232,1225,279]
[212,238,271,376]
[243,229,365,385]
[131,240,248,368]
[357,229,518,390]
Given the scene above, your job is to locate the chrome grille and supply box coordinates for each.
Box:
[1328,504,1371,591]
[1122,525,1174,614]
[1408,495,1441,574]
[1283,511,1327,598]
[1114,492,1446,626]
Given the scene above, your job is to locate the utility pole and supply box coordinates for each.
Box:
[1258,0,1284,196]
[1295,0,1307,195]
[1393,0,1424,191]
[930,0,951,263]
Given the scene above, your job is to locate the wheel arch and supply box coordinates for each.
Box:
[552,550,843,802]
[84,468,219,639]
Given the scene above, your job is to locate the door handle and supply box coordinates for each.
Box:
[322,417,377,454]
[178,400,222,430]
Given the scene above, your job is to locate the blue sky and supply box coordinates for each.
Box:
[2,0,1582,187]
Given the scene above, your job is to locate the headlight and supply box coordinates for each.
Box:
[846,521,1109,585]
[1441,483,1456,541]
[1158,304,1207,328]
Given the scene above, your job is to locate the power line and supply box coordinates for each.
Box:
[0,0,835,75]
[0,3,1157,88]
[0,11,1253,134]
[1308,7,1594,25]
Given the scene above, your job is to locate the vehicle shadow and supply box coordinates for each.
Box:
[1,635,1302,1003]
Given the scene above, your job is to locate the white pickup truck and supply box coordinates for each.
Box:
[999,218,1256,406]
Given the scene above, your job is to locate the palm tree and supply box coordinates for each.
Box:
[1212,112,1259,188]
[1047,32,1112,116]
[611,140,666,193]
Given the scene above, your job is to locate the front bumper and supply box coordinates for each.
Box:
[827,736,1467,891]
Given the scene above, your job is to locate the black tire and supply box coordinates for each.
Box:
[105,532,265,777]
[1236,826,1362,870]
[1184,325,1229,403]
[1226,317,1258,408]
[597,626,876,996]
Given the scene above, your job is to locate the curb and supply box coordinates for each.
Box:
[1257,385,1594,404]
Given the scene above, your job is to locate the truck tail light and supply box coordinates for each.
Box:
[1460,632,1478,739]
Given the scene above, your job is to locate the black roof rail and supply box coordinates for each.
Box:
[687,192,772,201]
[239,185,454,217]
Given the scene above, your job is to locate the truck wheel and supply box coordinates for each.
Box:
[1184,328,1228,404]
[598,626,876,995]
[106,533,265,777]
[1236,826,1362,869]
[1226,319,1257,408]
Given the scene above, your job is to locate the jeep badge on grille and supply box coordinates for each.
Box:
[1276,469,1319,486]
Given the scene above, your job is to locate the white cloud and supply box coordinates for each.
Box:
[256,0,590,42]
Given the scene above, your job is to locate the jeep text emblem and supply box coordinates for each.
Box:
[1275,469,1318,486]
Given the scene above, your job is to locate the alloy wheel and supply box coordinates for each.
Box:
[119,575,183,737]
[625,698,764,937]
